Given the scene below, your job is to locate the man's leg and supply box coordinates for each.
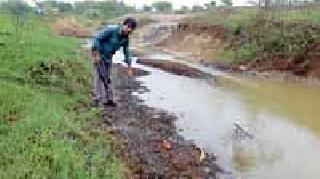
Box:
[101,62,116,107]
[105,62,114,102]
[94,59,115,107]
[94,62,106,105]
[96,53,115,105]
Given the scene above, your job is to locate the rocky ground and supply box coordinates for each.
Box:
[101,64,222,178]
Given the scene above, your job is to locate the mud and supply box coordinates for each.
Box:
[102,64,221,178]
[137,58,212,79]
[177,23,226,38]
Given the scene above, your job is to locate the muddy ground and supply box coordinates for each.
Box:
[137,58,212,79]
[102,64,222,178]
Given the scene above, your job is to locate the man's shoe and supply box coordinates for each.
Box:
[91,99,100,107]
[104,100,117,107]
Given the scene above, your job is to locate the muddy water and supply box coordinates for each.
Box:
[131,55,320,179]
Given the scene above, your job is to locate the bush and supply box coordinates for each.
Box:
[235,43,257,63]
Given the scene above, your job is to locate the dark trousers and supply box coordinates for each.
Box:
[93,61,113,102]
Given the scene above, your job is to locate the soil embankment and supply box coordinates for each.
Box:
[157,23,227,63]
[158,21,320,81]
[244,43,320,78]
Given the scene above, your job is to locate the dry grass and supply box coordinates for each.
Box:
[50,16,91,38]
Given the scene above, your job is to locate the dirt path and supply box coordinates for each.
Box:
[102,64,221,178]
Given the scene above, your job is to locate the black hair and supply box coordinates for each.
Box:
[123,18,137,30]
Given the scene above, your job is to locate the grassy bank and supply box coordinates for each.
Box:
[183,7,258,30]
[0,13,123,178]
[182,7,320,65]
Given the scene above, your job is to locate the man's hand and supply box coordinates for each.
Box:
[127,66,133,77]
[92,51,101,64]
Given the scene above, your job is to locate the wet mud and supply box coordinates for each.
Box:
[136,58,212,79]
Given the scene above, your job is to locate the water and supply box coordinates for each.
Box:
[132,55,320,179]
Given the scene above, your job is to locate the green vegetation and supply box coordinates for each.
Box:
[216,42,257,63]
[152,1,173,12]
[277,10,320,24]
[0,11,123,178]
[183,8,258,30]
[73,1,136,20]
[184,6,320,64]
[231,7,320,63]
[221,0,233,7]
[192,5,204,12]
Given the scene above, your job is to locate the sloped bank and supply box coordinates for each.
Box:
[103,64,222,178]
[156,21,320,85]
[156,23,227,63]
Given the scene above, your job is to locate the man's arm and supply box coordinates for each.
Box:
[123,39,132,66]
[123,40,133,76]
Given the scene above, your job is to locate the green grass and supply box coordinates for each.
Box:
[216,50,236,63]
[184,7,320,28]
[216,42,257,64]
[0,13,124,178]
[184,7,320,63]
[278,8,320,24]
[183,7,258,30]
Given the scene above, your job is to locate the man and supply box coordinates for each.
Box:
[91,18,137,107]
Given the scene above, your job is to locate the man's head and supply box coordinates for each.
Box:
[122,18,137,36]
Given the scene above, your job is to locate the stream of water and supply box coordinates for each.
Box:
[129,53,320,179]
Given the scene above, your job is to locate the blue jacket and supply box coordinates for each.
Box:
[92,25,131,65]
